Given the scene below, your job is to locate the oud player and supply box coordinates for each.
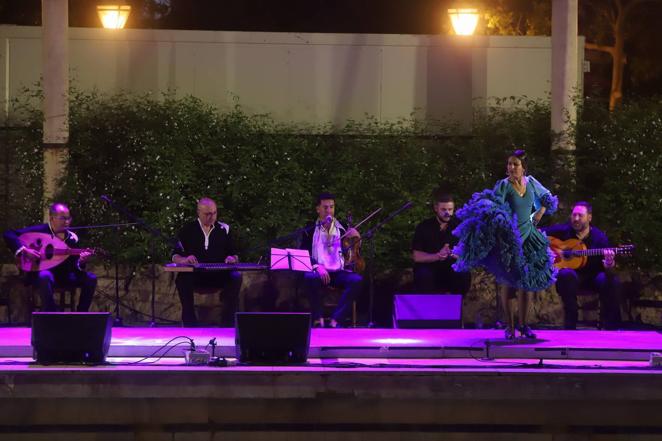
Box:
[3,202,97,312]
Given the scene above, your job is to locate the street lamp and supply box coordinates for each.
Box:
[448,8,479,36]
[97,5,131,29]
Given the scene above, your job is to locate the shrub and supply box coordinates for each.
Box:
[2,90,660,273]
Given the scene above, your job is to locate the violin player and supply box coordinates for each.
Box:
[298,192,363,328]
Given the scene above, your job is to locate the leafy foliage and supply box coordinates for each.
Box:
[0,87,44,242]
[572,96,662,270]
[2,90,661,273]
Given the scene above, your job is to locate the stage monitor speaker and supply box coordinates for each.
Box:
[31,312,113,364]
[235,312,311,364]
[394,294,462,328]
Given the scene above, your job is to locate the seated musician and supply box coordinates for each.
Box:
[298,192,363,328]
[3,202,97,311]
[543,201,621,330]
[411,189,471,295]
[172,197,242,327]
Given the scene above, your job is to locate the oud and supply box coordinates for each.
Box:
[16,232,96,272]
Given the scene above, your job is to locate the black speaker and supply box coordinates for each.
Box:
[31,312,113,364]
[394,294,463,328]
[235,312,311,364]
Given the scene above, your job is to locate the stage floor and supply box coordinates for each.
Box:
[3,327,662,439]
[2,326,662,362]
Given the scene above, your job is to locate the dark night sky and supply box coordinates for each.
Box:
[1,0,450,33]
[1,0,661,97]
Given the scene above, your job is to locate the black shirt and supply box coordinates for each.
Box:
[411,216,460,268]
[543,223,610,279]
[173,220,237,263]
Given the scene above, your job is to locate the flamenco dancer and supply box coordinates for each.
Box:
[452,149,558,339]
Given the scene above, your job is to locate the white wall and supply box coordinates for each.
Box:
[0,26,583,126]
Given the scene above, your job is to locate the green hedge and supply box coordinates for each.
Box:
[3,90,661,272]
[573,97,662,271]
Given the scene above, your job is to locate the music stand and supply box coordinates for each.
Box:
[270,248,313,272]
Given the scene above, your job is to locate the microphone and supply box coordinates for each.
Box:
[325,215,333,224]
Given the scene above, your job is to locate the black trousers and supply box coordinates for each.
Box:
[175,271,242,327]
[31,269,97,312]
[556,268,622,330]
[413,263,471,295]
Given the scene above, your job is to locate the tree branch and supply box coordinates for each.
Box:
[585,42,616,56]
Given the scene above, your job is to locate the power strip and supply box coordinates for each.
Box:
[185,349,211,366]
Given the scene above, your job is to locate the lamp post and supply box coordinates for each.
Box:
[97,5,132,29]
[448,8,479,36]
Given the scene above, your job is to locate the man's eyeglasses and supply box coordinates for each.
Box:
[53,216,72,221]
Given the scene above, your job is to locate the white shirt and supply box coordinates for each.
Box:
[197,219,229,250]
[311,219,345,272]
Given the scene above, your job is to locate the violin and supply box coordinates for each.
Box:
[342,213,366,273]
[340,207,382,274]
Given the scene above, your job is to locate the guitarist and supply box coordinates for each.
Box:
[3,202,97,312]
[543,201,621,330]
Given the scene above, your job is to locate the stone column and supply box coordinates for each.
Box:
[42,0,69,219]
[551,0,578,194]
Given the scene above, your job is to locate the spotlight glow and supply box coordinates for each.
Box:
[374,338,422,345]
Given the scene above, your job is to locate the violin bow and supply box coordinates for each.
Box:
[340,207,383,239]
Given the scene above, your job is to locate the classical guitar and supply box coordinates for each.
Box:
[16,232,97,272]
[548,236,634,270]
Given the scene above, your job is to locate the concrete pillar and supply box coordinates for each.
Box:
[551,0,578,152]
[42,0,69,219]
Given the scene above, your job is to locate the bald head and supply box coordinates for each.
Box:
[197,197,218,227]
[49,202,72,233]
[49,202,69,215]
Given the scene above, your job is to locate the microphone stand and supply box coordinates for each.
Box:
[242,223,319,312]
[68,222,137,326]
[243,223,318,261]
[359,201,414,327]
[100,195,182,327]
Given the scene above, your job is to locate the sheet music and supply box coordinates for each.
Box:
[270,248,313,272]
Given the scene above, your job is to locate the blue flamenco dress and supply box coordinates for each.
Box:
[452,176,558,291]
